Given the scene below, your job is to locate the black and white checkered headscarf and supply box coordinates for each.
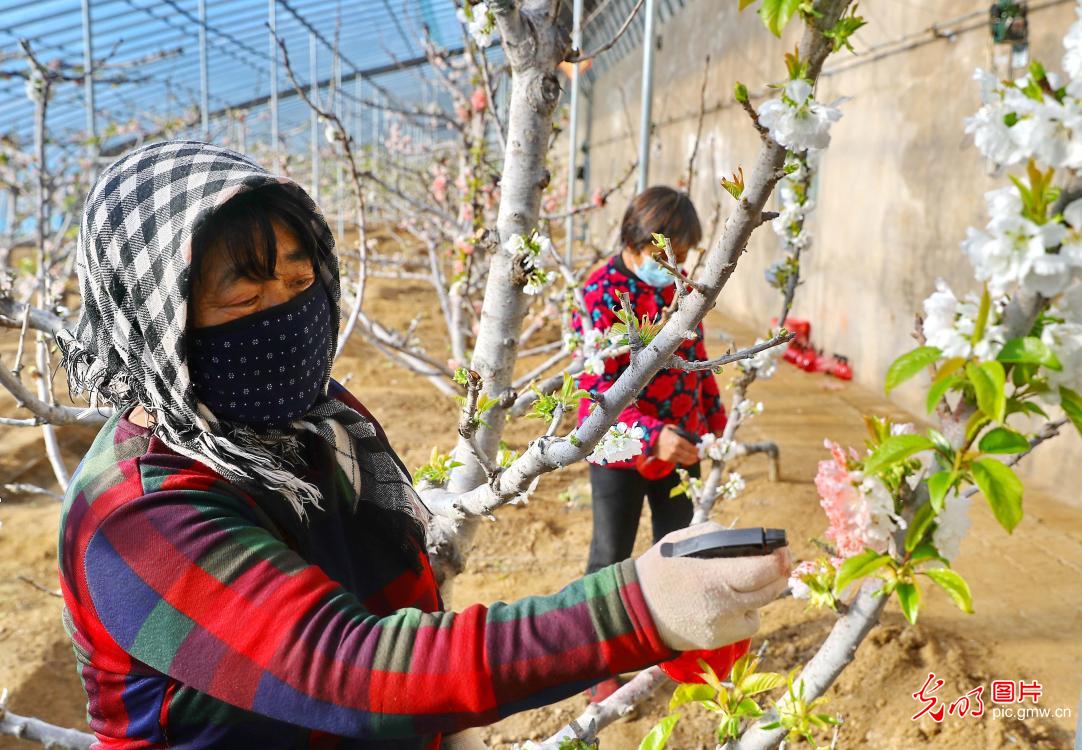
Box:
[58,140,424,523]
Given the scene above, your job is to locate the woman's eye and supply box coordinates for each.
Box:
[293,277,315,288]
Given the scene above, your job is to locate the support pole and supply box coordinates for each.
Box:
[353,75,362,150]
[564,0,584,267]
[334,50,344,241]
[636,0,657,194]
[268,0,279,171]
[198,0,209,140]
[309,31,319,202]
[81,0,96,157]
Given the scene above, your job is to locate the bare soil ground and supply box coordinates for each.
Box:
[0,277,1078,749]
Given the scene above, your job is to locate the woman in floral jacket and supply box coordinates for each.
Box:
[572,187,729,699]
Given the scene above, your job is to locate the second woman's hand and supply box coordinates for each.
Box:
[654,424,699,466]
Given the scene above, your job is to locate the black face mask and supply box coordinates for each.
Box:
[188,281,332,427]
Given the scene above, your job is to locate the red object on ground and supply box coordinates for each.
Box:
[818,353,853,381]
[635,454,677,480]
[773,318,852,380]
[784,342,819,372]
[658,638,752,684]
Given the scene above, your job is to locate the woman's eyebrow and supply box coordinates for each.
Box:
[283,246,311,264]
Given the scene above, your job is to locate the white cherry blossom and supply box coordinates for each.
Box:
[456,2,495,47]
[921,281,1006,361]
[587,422,646,465]
[758,78,842,151]
[932,492,972,562]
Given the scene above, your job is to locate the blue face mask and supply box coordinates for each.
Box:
[188,280,332,427]
[634,256,676,288]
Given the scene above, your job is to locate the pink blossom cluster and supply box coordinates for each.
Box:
[815,440,901,558]
[471,87,488,112]
[429,165,449,204]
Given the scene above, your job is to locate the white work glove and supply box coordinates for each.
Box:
[635,522,791,651]
[441,728,488,750]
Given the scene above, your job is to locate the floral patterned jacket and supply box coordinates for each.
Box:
[571,254,728,469]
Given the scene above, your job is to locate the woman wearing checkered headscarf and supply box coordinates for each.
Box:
[54,141,686,749]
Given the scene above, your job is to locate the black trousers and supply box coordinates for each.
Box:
[585,463,700,574]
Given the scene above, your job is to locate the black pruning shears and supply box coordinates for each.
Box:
[660,527,788,559]
[670,426,701,444]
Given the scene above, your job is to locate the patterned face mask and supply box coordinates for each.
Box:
[189,281,332,427]
[57,141,425,523]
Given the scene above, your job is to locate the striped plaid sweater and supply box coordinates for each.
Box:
[58,387,673,749]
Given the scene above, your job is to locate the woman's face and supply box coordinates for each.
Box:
[190,219,317,329]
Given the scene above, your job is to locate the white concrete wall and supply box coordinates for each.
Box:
[579,0,1082,506]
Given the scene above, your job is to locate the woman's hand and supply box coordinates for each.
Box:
[634,522,791,651]
[653,424,699,466]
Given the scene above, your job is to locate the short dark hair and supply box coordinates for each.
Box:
[619,186,703,253]
[190,183,327,292]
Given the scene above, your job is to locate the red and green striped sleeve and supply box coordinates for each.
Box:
[77,468,672,741]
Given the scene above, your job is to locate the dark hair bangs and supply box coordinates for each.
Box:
[620,186,703,252]
[191,184,325,290]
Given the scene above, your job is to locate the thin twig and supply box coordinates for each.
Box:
[11,300,31,376]
[670,330,794,371]
[17,575,62,598]
[741,98,770,140]
[685,54,711,193]
[616,290,644,358]
[573,0,647,63]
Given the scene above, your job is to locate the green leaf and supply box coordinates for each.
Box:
[971,458,1024,533]
[729,653,753,686]
[927,429,952,457]
[908,542,943,565]
[1017,400,1049,419]
[862,434,935,475]
[885,346,941,394]
[823,7,867,53]
[834,549,891,595]
[739,0,757,10]
[926,372,962,414]
[740,672,786,696]
[971,287,991,346]
[1061,387,1082,438]
[735,696,765,718]
[638,712,681,750]
[896,581,922,625]
[927,471,954,512]
[978,427,1030,455]
[1011,361,1037,387]
[921,568,974,614]
[905,501,936,552]
[966,361,1006,424]
[758,0,802,36]
[997,337,1062,370]
[669,683,714,712]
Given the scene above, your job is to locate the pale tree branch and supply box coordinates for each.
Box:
[0,350,109,426]
[0,687,92,750]
[541,666,668,747]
